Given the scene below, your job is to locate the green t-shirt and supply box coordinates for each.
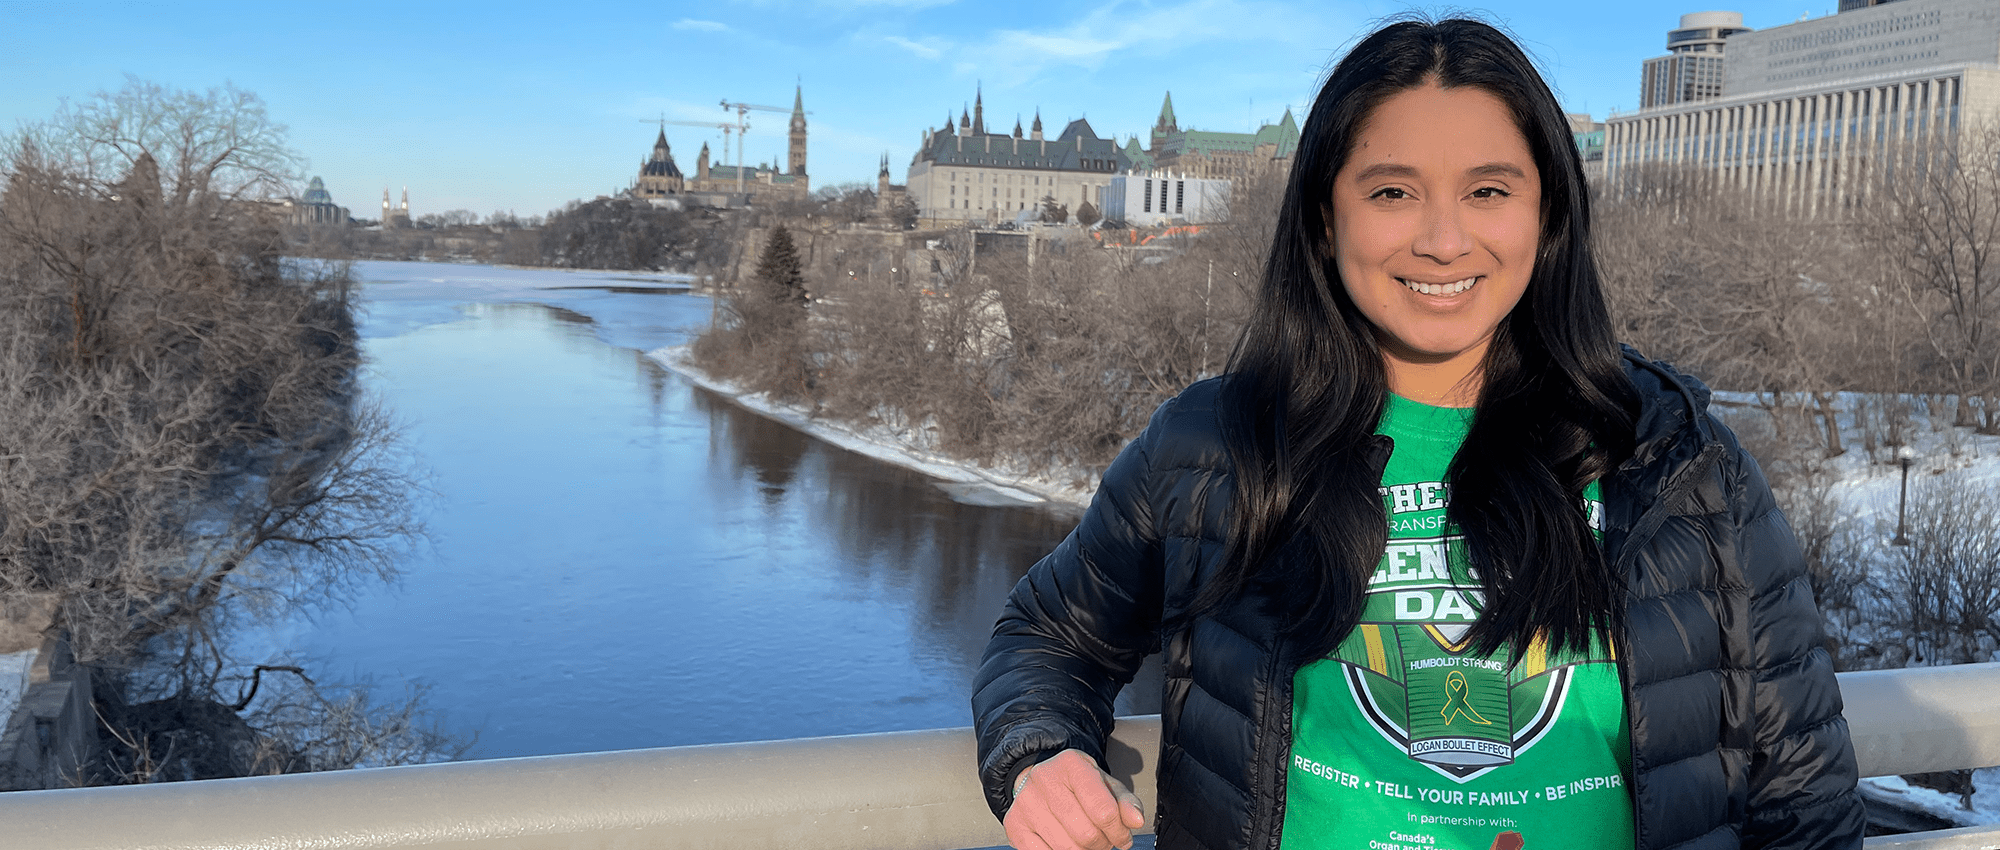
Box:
[1281,394,1633,850]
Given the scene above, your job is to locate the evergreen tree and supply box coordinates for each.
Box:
[1075,200,1101,227]
[1039,195,1068,224]
[755,225,807,310]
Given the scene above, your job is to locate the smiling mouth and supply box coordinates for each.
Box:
[1398,276,1479,296]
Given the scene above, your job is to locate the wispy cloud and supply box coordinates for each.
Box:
[883,35,944,59]
[673,19,730,31]
[883,0,1342,87]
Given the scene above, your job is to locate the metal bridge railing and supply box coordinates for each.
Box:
[0,663,1996,850]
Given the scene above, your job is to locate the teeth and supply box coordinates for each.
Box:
[1400,277,1477,296]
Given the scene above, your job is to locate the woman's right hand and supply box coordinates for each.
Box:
[1003,748,1147,850]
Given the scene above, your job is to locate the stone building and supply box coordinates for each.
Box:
[633,129,685,199]
[874,153,909,222]
[285,176,349,226]
[1605,0,2000,215]
[380,187,412,229]
[1143,92,1300,181]
[684,86,811,203]
[905,87,1132,226]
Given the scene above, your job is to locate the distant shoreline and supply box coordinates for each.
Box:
[645,345,1095,513]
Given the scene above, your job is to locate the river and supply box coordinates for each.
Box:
[281,260,1158,760]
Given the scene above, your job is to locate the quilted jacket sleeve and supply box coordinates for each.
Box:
[1729,440,1867,848]
[970,395,1176,821]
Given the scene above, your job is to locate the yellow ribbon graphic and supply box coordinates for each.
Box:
[1440,670,1493,726]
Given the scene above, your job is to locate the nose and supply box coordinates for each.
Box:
[1412,199,1471,263]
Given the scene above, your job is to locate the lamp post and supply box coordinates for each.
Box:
[1893,445,1916,546]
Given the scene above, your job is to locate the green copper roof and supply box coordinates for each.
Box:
[1121,137,1155,170]
[1158,92,1177,127]
[1150,109,1300,159]
[1253,110,1300,158]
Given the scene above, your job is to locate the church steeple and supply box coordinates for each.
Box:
[1031,109,1044,142]
[973,83,985,135]
[960,105,970,134]
[1013,115,1023,139]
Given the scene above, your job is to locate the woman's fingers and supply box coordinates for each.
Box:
[1109,774,1146,829]
[1004,749,1142,850]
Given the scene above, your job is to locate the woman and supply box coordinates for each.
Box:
[971,18,1863,850]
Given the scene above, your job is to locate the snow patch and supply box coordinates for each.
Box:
[1861,769,2000,828]
[646,345,1096,512]
[0,651,34,731]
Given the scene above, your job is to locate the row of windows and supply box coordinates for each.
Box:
[1766,31,1941,70]
[930,180,1106,214]
[936,157,1118,173]
[1613,78,1963,168]
[947,185,1044,197]
[945,199,1036,211]
[1766,8,1942,54]
[1141,179,1188,215]
[943,169,1112,184]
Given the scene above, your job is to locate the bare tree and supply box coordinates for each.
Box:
[9,76,301,206]
[0,79,438,782]
[1882,473,2000,666]
[417,209,480,229]
[1858,123,2000,431]
[1596,164,1890,456]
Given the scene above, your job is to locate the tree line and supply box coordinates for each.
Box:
[1,80,452,786]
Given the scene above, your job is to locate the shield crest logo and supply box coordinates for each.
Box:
[1336,533,1605,783]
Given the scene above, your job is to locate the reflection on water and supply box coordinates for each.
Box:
[304,262,1157,760]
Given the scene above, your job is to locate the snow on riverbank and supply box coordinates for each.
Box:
[1708,392,2000,539]
[647,345,1096,512]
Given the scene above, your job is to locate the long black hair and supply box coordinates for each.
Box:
[1205,17,1639,662]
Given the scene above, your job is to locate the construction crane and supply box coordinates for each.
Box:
[720,98,811,197]
[642,118,743,190]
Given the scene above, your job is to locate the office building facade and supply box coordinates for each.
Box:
[1605,0,2000,214]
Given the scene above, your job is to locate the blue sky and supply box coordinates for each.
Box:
[2,0,1838,219]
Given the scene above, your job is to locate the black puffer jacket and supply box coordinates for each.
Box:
[972,352,1865,850]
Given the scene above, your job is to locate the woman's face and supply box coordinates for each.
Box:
[1329,83,1542,400]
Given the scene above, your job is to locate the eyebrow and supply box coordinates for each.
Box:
[1350,161,1528,183]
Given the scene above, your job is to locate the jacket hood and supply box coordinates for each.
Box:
[1620,345,1718,470]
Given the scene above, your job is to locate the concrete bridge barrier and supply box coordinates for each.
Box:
[0,663,1995,850]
